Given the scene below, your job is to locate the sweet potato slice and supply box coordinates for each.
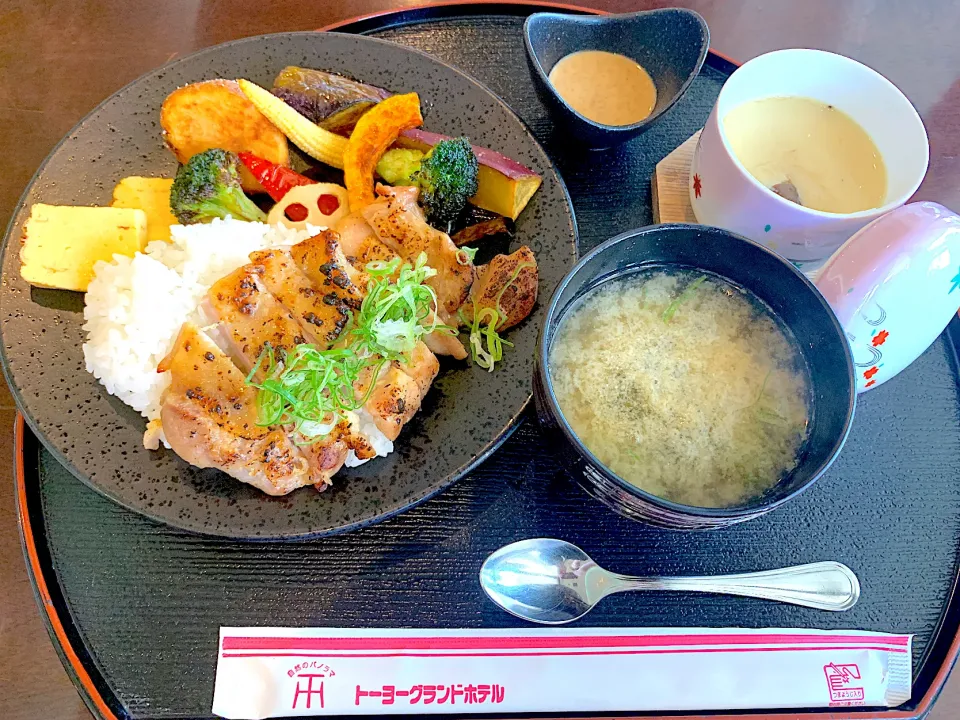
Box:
[160,79,289,193]
[398,129,542,220]
[343,93,423,211]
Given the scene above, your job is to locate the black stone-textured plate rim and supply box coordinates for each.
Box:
[12,4,960,720]
[0,30,578,539]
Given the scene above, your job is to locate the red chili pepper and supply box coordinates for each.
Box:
[237,152,315,202]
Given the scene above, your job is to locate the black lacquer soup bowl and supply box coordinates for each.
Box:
[533,224,856,530]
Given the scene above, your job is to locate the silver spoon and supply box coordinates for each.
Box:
[480,538,860,624]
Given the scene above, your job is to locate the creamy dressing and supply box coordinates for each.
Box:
[723,96,887,214]
[548,50,657,126]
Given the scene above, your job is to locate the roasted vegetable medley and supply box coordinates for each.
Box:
[18,62,546,497]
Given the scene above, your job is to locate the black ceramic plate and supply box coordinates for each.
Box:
[0,31,577,539]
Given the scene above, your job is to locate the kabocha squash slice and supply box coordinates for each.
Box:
[343,93,423,211]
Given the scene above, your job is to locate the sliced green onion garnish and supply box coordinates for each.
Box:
[464,307,513,372]
[245,252,456,441]
[662,274,707,323]
[461,260,536,372]
[350,252,455,361]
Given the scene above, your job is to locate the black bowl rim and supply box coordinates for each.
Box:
[522,9,710,133]
[537,223,858,519]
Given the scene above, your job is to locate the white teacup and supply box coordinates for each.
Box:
[690,49,929,262]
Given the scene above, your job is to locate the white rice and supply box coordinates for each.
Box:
[82,252,193,418]
[83,218,317,421]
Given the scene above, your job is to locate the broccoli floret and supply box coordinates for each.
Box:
[413,137,479,228]
[169,148,266,225]
[376,148,425,185]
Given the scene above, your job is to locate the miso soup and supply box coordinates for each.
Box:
[549,268,812,508]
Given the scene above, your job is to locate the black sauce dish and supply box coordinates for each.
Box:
[533,224,856,530]
[523,9,709,148]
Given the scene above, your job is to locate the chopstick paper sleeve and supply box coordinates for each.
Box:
[212,627,912,719]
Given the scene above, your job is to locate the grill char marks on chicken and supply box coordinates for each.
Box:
[353,340,440,441]
[249,242,360,348]
[400,340,440,401]
[361,184,474,324]
[158,323,316,496]
[289,229,366,308]
[291,412,377,491]
[205,265,314,377]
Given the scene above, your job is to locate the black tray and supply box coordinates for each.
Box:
[16,3,960,719]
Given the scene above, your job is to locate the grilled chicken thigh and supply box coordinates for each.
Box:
[401,340,441,400]
[336,212,468,359]
[336,212,398,271]
[355,364,425,441]
[250,244,360,348]
[158,323,314,495]
[288,229,366,307]
[361,184,474,322]
[159,324,373,493]
[354,340,440,440]
[162,227,449,493]
[204,266,312,376]
[291,413,376,489]
[421,317,468,360]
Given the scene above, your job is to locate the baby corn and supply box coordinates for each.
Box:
[237,78,347,169]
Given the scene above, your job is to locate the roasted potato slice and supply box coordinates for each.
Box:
[160,79,289,193]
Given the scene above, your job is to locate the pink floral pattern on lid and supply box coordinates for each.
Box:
[814,202,960,392]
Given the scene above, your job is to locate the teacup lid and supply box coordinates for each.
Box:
[815,201,960,392]
[817,202,960,326]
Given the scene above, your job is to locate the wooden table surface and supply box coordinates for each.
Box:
[1,1,959,717]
